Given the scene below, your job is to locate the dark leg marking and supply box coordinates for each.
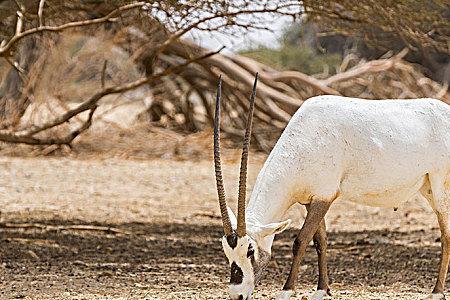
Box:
[230,261,244,284]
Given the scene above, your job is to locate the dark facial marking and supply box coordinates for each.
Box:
[238,295,244,300]
[246,244,254,258]
[230,262,244,284]
[226,232,238,249]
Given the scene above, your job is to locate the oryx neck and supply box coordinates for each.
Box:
[246,182,292,226]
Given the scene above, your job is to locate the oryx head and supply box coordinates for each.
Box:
[213,74,290,300]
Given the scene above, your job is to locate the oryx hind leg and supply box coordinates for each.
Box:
[312,217,331,295]
[420,173,450,299]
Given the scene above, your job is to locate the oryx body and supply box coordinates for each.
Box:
[214,76,450,300]
[250,96,450,217]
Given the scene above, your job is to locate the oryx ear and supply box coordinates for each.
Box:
[227,206,238,230]
[255,219,291,238]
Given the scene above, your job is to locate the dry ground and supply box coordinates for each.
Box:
[0,152,448,299]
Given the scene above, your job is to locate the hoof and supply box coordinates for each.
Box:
[423,294,445,300]
[277,290,295,300]
[310,290,330,300]
[298,290,330,300]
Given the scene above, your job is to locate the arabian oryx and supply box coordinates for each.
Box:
[213,73,450,300]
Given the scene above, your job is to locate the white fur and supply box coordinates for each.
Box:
[222,210,291,300]
[222,235,256,299]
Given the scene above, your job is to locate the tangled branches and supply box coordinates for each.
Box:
[0,0,301,146]
[148,43,448,150]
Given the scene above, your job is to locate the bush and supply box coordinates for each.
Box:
[240,45,342,75]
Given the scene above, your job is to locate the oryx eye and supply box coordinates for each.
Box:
[247,244,255,258]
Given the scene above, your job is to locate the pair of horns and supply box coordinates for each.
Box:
[213,73,258,237]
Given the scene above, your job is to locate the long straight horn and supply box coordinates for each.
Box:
[236,73,258,237]
[213,76,233,236]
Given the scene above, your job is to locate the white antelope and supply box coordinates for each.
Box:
[213,74,450,300]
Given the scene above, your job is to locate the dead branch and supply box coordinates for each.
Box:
[323,49,409,86]
[38,0,46,27]
[0,222,131,235]
[265,71,340,96]
[0,2,147,57]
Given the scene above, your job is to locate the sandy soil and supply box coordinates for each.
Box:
[0,154,447,299]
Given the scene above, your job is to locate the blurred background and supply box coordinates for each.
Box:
[0,1,449,299]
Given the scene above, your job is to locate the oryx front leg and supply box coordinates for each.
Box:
[279,198,333,299]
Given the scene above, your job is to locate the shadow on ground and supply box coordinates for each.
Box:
[0,220,445,299]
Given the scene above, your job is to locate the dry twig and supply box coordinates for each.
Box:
[0,222,131,235]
